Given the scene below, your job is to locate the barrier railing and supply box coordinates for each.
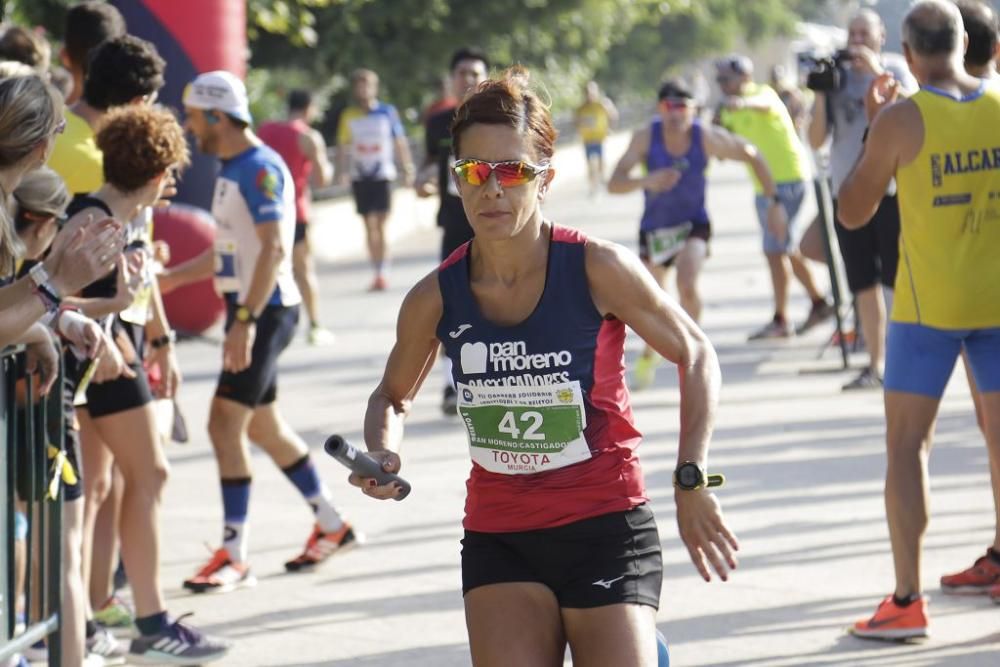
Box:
[0,346,63,665]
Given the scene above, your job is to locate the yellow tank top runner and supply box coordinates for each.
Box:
[576,101,610,144]
[894,83,1000,329]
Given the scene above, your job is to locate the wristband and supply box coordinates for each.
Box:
[149,330,177,349]
[31,284,60,313]
[28,263,63,305]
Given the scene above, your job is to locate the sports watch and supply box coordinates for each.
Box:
[234,305,257,324]
[673,462,726,491]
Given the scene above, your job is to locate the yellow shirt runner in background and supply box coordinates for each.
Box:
[719,82,810,193]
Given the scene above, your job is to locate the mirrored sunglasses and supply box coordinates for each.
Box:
[452,159,549,187]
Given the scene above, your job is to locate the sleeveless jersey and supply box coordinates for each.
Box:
[641,118,710,232]
[437,225,646,533]
[576,101,610,144]
[258,119,314,223]
[894,82,1000,328]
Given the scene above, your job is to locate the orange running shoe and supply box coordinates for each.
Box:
[284,523,361,573]
[941,550,1000,594]
[850,595,928,641]
[182,548,256,594]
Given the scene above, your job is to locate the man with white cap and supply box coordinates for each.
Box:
[162,71,358,593]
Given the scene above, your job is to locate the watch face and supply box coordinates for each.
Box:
[678,465,702,488]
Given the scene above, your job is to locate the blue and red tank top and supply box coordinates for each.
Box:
[436,225,646,533]
[641,118,710,232]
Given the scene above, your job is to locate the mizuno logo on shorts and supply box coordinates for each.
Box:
[592,576,625,589]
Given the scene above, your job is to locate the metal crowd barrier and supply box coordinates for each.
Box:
[0,346,63,665]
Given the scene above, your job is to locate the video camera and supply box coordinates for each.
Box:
[799,49,851,92]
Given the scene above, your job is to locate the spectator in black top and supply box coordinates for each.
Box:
[414,47,489,415]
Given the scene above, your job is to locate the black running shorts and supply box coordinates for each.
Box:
[638,223,712,269]
[86,319,153,419]
[832,195,901,293]
[461,504,662,609]
[351,179,391,215]
[215,301,300,407]
[294,221,308,244]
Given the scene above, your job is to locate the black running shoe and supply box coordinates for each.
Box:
[128,614,230,665]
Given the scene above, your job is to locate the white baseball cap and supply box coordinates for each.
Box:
[183,70,252,124]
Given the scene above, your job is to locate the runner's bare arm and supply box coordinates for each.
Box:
[300,128,333,188]
[606,127,651,194]
[702,125,779,198]
[364,271,443,455]
[603,96,620,127]
[586,239,737,581]
[243,221,285,315]
[158,247,214,294]
[837,101,914,229]
[586,240,719,466]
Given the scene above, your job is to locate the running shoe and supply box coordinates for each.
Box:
[842,367,883,391]
[93,594,134,630]
[632,355,660,390]
[182,548,256,594]
[369,275,388,292]
[284,523,361,572]
[127,613,230,664]
[797,299,836,334]
[441,385,458,416]
[22,641,48,662]
[307,325,336,346]
[748,317,794,341]
[941,550,1000,594]
[990,583,1000,604]
[87,627,126,665]
[850,595,928,641]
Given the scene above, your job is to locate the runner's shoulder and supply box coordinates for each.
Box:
[403,269,444,324]
[583,236,642,281]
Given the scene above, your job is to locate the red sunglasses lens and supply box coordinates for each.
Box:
[493,162,531,186]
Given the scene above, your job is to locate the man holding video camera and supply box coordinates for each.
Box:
[807,8,917,391]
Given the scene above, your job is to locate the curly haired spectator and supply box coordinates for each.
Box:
[95,105,190,192]
[84,35,164,111]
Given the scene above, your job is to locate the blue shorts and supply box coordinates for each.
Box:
[14,511,27,541]
[885,322,1000,398]
[755,180,806,255]
[584,142,603,160]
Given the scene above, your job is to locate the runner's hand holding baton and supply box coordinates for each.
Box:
[325,435,411,500]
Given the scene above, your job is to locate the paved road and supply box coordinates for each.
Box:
[156,136,994,666]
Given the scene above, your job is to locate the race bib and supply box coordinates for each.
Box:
[646,223,693,265]
[213,239,240,294]
[457,381,591,475]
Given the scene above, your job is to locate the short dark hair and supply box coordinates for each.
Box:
[288,89,312,112]
[450,47,489,73]
[63,1,126,74]
[903,1,962,56]
[0,26,51,70]
[83,35,165,111]
[658,79,694,100]
[957,0,998,67]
